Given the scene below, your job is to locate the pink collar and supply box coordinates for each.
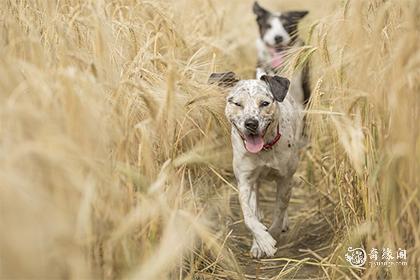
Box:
[263,124,282,150]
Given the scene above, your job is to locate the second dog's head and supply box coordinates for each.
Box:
[253,1,308,49]
[209,72,290,153]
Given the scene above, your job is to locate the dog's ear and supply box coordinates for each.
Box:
[283,11,309,23]
[260,75,290,102]
[253,2,269,18]
[208,72,239,88]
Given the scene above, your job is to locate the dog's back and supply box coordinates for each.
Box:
[301,63,311,106]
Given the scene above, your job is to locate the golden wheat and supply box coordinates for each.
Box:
[0,0,418,279]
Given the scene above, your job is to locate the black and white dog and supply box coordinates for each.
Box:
[253,2,310,107]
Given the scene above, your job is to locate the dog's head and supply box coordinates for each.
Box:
[209,72,290,153]
[253,2,308,49]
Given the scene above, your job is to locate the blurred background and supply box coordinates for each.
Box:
[0,0,418,279]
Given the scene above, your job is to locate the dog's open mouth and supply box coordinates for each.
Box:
[266,43,284,51]
[244,134,265,153]
[233,122,272,154]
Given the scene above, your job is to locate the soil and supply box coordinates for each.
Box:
[225,176,335,280]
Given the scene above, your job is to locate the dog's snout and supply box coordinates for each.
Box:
[245,119,259,132]
[274,35,283,44]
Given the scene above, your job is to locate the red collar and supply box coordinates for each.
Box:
[263,124,282,150]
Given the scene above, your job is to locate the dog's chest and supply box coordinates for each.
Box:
[232,139,298,179]
[255,144,298,177]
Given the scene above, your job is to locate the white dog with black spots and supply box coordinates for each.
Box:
[209,72,304,258]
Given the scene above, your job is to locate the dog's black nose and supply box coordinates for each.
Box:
[245,119,259,132]
[274,35,283,44]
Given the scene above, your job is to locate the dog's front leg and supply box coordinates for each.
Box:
[269,176,293,239]
[249,182,266,258]
[237,176,277,258]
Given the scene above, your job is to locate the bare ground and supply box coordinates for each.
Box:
[225,173,336,280]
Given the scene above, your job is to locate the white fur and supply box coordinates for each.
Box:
[256,38,268,63]
[256,66,266,80]
[262,16,291,47]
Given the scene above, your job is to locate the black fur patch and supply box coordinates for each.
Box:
[208,72,239,88]
[280,11,309,42]
[253,2,271,39]
[260,75,290,102]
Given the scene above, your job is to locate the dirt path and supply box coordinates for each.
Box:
[225,174,335,279]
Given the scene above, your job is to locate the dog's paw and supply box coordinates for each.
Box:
[250,239,264,258]
[254,229,277,257]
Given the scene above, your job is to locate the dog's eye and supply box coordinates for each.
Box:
[260,101,271,107]
[266,24,272,29]
[228,98,242,107]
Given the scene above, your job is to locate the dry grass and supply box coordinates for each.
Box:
[0,0,418,279]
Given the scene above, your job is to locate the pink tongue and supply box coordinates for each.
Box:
[244,135,264,154]
[271,54,283,68]
[268,47,283,68]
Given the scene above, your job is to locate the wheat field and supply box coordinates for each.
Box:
[0,0,419,279]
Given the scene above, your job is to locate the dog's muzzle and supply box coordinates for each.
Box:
[236,119,266,154]
[244,118,259,134]
[234,120,281,154]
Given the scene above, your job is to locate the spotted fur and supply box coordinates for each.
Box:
[210,72,304,258]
